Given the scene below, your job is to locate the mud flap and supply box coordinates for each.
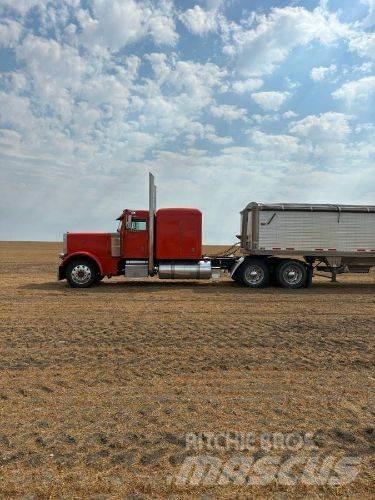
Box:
[230,257,244,278]
[305,266,313,288]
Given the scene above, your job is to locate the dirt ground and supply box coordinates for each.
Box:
[0,241,374,498]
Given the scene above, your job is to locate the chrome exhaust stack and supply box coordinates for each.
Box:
[148,172,157,275]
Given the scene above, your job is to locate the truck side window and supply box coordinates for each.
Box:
[131,219,147,231]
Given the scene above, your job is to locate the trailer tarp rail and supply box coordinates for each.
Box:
[242,202,375,213]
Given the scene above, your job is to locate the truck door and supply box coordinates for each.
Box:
[122,215,149,259]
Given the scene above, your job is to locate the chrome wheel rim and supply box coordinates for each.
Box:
[71,264,92,285]
[244,265,264,285]
[282,265,303,285]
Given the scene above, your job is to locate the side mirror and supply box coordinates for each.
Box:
[125,214,132,229]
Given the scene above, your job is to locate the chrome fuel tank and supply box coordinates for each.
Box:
[158,261,212,279]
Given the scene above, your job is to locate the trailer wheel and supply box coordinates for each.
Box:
[66,259,98,288]
[276,260,307,289]
[239,259,270,288]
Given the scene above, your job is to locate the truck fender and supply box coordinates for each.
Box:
[230,257,245,278]
[60,252,104,276]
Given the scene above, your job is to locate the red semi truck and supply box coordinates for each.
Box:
[58,173,375,289]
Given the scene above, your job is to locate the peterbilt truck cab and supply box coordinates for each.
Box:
[58,174,211,287]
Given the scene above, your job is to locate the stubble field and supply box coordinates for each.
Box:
[0,241,374,498]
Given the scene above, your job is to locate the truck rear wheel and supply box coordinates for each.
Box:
[66,259,98,288]
[276,260,307,289]
[239,259,270,288]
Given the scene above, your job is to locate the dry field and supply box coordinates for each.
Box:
[0,241,374,498]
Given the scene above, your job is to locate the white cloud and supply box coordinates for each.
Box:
[147,0,178,45]
[179,122,232,146]
[205,133,233,145]
[14,35,96,128]
[145,52,171,81]
[232,78,263,94]
[348,32,375,60]
[360,0,375,29]
[78,0,178,50]
[356,61,374,73]
[289,112,352,142]
[332,76,375,104]
[134,59,227,139]
[0,92,35,131]
[285,77,301,90]
[206,0,224,8]
[166,60,226,99]
[0,20,22,47]
[250,130,304,159]
[310,64,337,81]
[180,5,219,35]
[13,31,145,139]
[70,102,101,137]
[114,131,158,161]
[283,110,298,119]
[251,114,279,124]
[17,35,89,90]
[355,122,375,134]
[0,0,44,15]
[210,104,247,121]
[285,112,372,161]
[0,129,22,149]
[225,6,349,77]
[251,91,290,111]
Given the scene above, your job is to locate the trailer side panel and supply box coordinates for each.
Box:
[242,204,375,256]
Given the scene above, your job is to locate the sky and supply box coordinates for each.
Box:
[0,0,374,243]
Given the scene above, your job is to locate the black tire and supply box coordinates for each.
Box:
[276,260,307,289]
[231,271,243,284]
[94,275,104,284]
[66,259,98,288]
[238,259,270,288]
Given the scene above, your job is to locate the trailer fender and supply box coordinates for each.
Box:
[230,257,245,278]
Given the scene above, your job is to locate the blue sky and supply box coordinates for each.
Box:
[0,0,374,242]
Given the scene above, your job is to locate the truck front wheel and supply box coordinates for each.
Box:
[66,259,98,288]
[276,260,307,289]
[239,259,270,288]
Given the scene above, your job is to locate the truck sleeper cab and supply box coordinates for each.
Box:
[58,197,209,287]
